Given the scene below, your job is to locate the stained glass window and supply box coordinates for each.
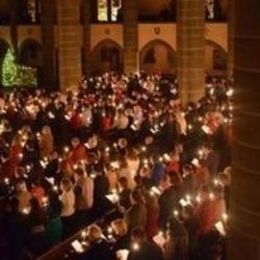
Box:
[28,0,36,22]
[111,0,122,21]
[97,0,121,22]
[98,0,108,22]
[205,0,214,20]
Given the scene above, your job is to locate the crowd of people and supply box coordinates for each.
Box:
[0,72,232,260]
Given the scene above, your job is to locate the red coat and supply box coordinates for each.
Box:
[31,186,45,206]
[102,116,112,131]
[197,199,216,235]
[68,144,87,169]
[70,113,83,129]
[167,160,180,174]
[4,144,23,178]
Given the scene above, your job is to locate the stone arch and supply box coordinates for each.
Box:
[91,39,123,74]
[18,38,43,86]
[205,39,228,75]
[0,38,10,86]
[140,39,177,75]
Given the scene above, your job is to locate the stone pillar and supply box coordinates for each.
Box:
[82,0,91,76]
[227,0,234,79]
[41,0,57,90]
[177,0,205,104]
[229,0,260,259]
[57,0,81,91]
[123,0,138,74]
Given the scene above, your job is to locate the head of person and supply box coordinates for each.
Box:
[61,178,73,192]
[181,205,195,220]
[130,227,147,246]
[87,224,103,244]
[111,219,128,238]
[168,171,181,187]
[118,177,129,191]
[130,188,144,205]
[71,137,80,148]
[75,168,85,180]
[42,125,51,135]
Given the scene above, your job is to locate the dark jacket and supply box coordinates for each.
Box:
[128,241,164,260]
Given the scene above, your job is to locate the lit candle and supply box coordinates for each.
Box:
[209,192,215,200]
[222,213,228,222]
[132,242,140,251]
[173,210,179,217]
[4,178,9,185]
[81,230,87,239]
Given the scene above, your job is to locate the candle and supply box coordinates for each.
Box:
[132,243,140,251]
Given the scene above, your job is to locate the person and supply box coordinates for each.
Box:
[38,125,54,158]
[124,189,147,232]
[126,149,140,188]
[67,137,87,173]
[181,205,200,256]
[93,172,113,220]
[46,192,63,246]
[111,219,130,256]
[197,187,217,236]
[159,171,182,229]
[30,178,46,207]
[164,217,189,260]
[27,198,48,256]
[127,227,164,260]
[15,179,32,213]
[74,168,94,228]
[79,224,113,260]
[60,178,75,238]
[118,177,131,210]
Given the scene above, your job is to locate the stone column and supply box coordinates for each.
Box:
[227,0,234,79]
[41,0,57,90]
[123,0,138,74]
[82,0,91,76]
[57,0,82,91]
[229,0,260,259]
[177,0,205,104]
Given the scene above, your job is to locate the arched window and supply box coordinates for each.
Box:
[91,40,122,74]
[97,0,122,22]
[140,40,177,75]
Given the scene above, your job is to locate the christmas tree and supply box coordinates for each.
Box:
[1,48,37,87]
[2,48,19,87]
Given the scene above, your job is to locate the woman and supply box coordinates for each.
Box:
[145,191,159,239]
[74,168,94,228]
[111,219,130,255]
[164,217,189,260]
[15,179,32,213]
[39,125,54,158]
[126,149,140,188]
[124,189,147,232]
[60,178,75,238]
